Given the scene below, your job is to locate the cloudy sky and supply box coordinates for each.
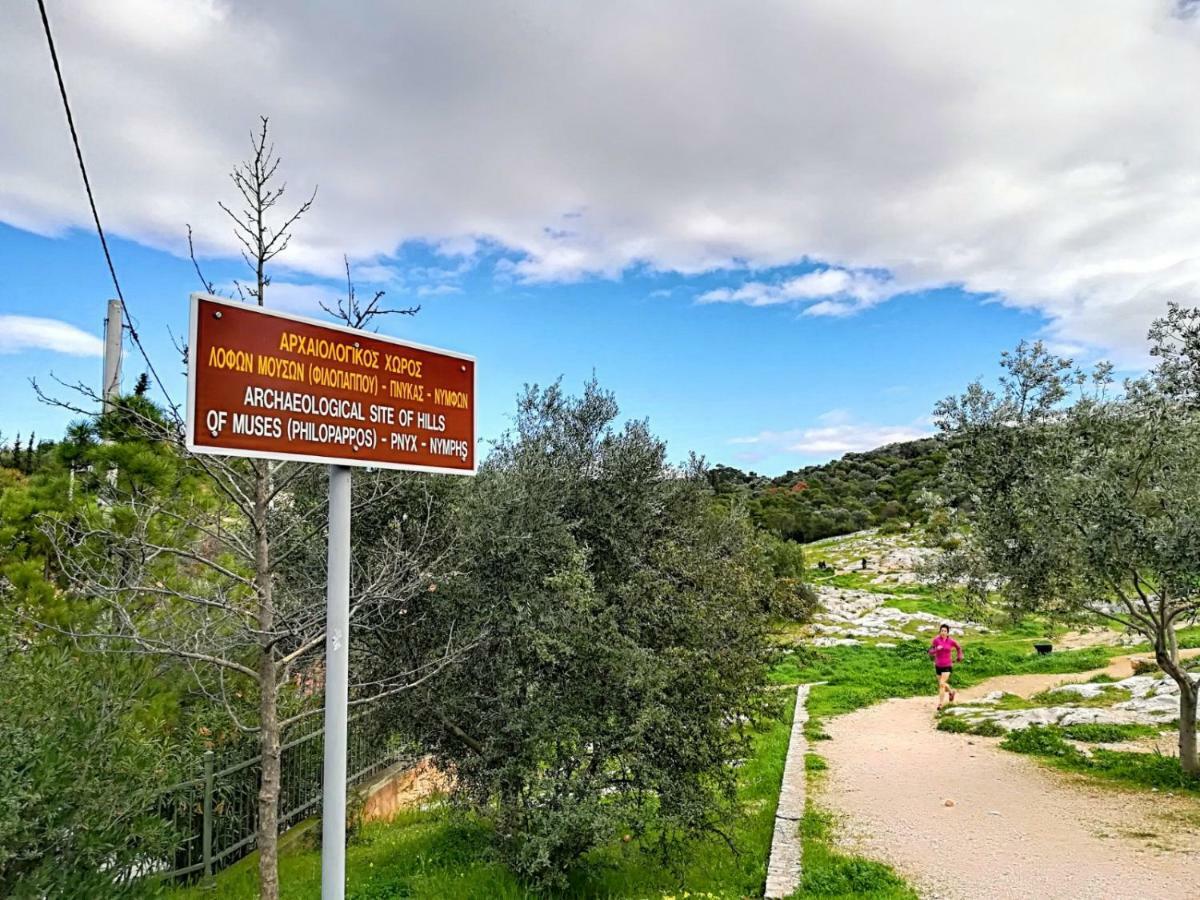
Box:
[3,1,1199,472]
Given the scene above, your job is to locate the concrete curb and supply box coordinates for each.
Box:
[764,683,817,899]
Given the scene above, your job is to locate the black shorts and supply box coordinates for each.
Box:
[935,665,953,675]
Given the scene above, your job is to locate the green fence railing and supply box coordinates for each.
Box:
[157,707,414,883]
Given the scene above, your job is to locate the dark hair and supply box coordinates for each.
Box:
[938,623,950,632]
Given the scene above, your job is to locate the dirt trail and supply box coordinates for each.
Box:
[819,657,1200,900]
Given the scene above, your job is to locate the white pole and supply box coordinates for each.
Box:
[102,298,122,412]
[321,464,352,899]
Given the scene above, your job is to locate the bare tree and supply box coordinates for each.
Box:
[34,119,469,897]
[320,254,420,330]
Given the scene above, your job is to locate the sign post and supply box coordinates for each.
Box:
[321,463,352,897]
[185,293,475,898]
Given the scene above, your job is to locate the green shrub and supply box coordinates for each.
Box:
[936,715,972,734]
[969,720,1006,737]
[1000,725,1081,759]
[0,648,178,898]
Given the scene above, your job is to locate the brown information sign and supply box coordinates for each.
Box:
[186,293,475,473]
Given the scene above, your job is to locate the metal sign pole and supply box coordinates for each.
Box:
[321,464,352,899]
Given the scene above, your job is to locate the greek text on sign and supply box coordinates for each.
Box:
[186,293,476,473]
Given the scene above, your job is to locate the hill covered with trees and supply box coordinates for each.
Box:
[710,437,950,543]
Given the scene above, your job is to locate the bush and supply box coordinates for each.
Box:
[936,715,972,734]
[1000,725,1082,759]
[0,647,178,898]
[388,382,773,889]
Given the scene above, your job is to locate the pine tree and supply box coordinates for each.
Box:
[25,432,36,474]
[133,372,151,397]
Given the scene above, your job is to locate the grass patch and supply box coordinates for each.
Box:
[805,753,828,772]
[1000,724,1081,759]
[816,572,893,593]
[793,803,915,899]
[881,596,966,619]
[1031,687,1132,708]
[170,698,800,899]
[1058,723,1161,743]
[965,692,1037,711]
[1000,724,1200,794]
[936,715,1005,737]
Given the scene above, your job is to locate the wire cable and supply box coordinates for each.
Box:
[35,0,179,416]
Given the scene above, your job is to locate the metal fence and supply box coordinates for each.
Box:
[158,707,414,883]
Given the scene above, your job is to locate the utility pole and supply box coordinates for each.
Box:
[102,298,122,412]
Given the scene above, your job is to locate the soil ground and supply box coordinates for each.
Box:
[818,654,1200,899]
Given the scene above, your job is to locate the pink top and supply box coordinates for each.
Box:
[929,635,962,667]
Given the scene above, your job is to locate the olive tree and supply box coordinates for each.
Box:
[386,381,774,888]
[935,326,1200,774]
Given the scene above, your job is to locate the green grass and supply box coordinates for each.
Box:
[953,691,1037,711]
[935,715,1005,737]
[1058,723,1161,743]
[1031,687,1132,708]
[790,794,915,899]
[170,697,799,900]
[880,596,966,619]
[1000,724,1200,794]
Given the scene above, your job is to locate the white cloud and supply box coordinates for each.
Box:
[0,316,104,356]
[7,2,1200,359]
[730,410,934,461]
[698,267,898,313]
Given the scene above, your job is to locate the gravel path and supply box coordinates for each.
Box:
[819,667,1200,900]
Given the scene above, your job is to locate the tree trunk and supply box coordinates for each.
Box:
[254,462,280,900]
[1180,681,1198,777]
[1156,623,1198,776]
[257,650,281,899]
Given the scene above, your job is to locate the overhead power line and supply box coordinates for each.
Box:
[35,0,178,416]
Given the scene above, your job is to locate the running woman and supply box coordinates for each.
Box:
[929,624,963,709]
